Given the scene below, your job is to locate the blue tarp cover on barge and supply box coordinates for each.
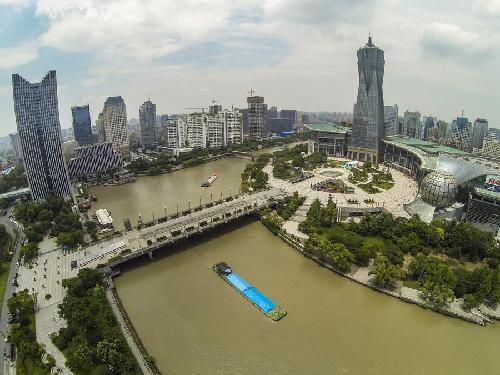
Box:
[225,272,276,313]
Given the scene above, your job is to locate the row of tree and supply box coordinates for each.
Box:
[52,269,141,374]
[295,199,500,308]
[14,196,85,262]
[8,291,54,374]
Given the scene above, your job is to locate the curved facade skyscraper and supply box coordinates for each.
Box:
[348,36,385,163]
[12,70,71,200]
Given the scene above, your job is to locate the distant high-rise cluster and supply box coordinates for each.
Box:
[12,71,70,200]
[348,36,385,163]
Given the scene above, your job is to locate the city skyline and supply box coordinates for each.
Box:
[1,0,500,136]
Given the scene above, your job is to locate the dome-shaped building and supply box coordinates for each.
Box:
[420,170,459,208]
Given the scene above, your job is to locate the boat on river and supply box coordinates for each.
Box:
[213,262,287,321]
[202,174,219,187]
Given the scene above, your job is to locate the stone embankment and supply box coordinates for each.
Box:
[274,228,499,327]
[106,278,159,375]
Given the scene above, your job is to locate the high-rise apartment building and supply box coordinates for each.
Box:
[99,96,128,149]
[139,99,157,148]
[221,109,243,145]
[9,133,22,161]
[165,116,186,149]
[348,36,385,163]
[12,70,70,200]
[472,118,488,149]
[384,105,398,136]
[187,113,208,148]
[185,109,243,149]
[247,96,267,139]
[403,111,421,138]
[72,104,93,146]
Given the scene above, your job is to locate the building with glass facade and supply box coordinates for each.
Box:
[348,36,385,163]
[72,104,93,146]
[471,118,488,149]
[139,99,157,148]
[12,70,71,200]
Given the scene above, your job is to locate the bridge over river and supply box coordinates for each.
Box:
[79,188,285,269]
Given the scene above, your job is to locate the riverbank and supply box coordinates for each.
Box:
[270,225,498,326]
[106,276,159,375]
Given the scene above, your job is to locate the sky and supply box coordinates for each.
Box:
[0,0,499,136]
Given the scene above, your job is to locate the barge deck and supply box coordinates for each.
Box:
[213,262,286,321]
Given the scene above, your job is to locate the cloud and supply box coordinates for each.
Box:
[35,0,246,63]
[0,42,38,69]
[0,0,32,8]
[262,0,375,26]
[421,23,496,63]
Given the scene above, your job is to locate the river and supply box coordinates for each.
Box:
[93,157,500,375]
[90,157,250,230]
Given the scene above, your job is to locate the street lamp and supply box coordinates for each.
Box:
[230,187,233,197]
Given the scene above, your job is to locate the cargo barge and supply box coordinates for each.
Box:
[202,174,218,187]
[213,262,287,321]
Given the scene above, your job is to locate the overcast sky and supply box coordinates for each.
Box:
[0,0,499,136]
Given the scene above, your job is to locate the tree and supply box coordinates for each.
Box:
[20,242,39,264]
[463,294,478,310]
[327,243,353,272]
[369,253,402,288]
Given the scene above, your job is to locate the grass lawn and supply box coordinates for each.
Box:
[374,180,395,190]
[0,261,11,312]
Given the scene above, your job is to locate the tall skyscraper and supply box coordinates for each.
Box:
[472,118,488,149]
[12,71,71,200]
[348,36,385,163]
[247,95,267,139]
[139,99,157,148]
[403,110,421,138]
[9,133,22,161]
[72,104,93,146]
[100,96,128,149]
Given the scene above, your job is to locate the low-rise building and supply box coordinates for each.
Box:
[305,123,351,157]
[67,142,123,181]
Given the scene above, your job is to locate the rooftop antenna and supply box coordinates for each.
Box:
[461,109,464,117]
[248,89,255,97]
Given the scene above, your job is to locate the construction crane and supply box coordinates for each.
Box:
[185,106,207,113]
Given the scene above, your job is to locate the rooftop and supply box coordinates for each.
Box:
[305,123,351,134]
[95,208,113,226]
[475,187,500,201]
[384,136,500,180]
